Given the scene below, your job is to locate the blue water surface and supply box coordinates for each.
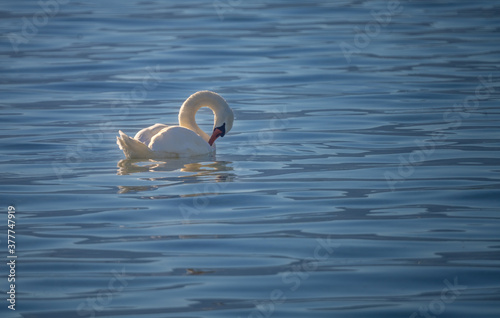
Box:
[1,1,500,317]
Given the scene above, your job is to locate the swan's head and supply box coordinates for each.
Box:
[179,91,234,146]
[209,106,234,146]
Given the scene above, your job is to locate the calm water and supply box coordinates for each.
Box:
[1,1,500,317]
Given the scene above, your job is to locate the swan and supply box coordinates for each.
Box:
[116,91,234,159]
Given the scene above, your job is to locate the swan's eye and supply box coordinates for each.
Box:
[215,123,226,137]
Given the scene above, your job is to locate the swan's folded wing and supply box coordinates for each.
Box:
[149,126,213,157]
[134,123,169,144]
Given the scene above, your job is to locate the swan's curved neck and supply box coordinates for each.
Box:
[178,91,228,143]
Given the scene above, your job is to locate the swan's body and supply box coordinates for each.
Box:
[117,91,234,159]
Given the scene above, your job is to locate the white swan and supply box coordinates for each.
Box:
[116,91,234,159]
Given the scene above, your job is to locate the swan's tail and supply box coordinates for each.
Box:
[117,130,153,159]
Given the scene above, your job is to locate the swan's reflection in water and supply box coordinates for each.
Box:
[117,158,234,193]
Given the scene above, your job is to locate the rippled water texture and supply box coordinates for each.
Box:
[1,1,500,317]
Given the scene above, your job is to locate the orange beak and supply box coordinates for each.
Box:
[208,128,223,146]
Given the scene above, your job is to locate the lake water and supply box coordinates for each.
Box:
[1,1,500,317]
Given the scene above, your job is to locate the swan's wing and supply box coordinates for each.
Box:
[134,123,169,144]
[149,126,213,157]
